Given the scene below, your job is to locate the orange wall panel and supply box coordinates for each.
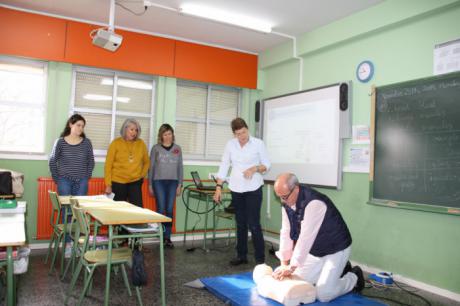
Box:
[0,7,66,61]
[1,8,258,88]
[64,21,175,77]
[174,41,258,89]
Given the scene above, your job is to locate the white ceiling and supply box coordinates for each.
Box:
[0,0,384,54]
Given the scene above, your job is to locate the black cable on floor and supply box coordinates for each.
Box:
[186,208,202,252]
[181,184,217,215]
[394,281,432,306]
[364,278,432,306]
[362,293,411,306]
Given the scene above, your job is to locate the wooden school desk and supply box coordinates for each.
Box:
[0,201,26,306]
[60,197,171,306]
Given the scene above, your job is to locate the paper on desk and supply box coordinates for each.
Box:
[73,194,114,200]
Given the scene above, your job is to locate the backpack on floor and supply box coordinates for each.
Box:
[131,246,147,287]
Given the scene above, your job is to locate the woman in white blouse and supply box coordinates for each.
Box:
[213,117,271,266]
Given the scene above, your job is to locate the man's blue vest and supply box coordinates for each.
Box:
[283,185,352,257]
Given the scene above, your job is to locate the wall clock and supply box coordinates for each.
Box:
[356,60,374,83]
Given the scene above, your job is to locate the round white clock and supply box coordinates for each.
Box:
[356,60,374,83]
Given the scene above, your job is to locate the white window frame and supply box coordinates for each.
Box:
[176,80,241,161]
[0,56,48,159]
[71,66,156,158]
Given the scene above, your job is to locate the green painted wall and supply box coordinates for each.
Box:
[259,0,460,294]
[0,61,258,244]
[2,0,459,295]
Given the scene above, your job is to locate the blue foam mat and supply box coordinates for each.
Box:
[201,272,386,306]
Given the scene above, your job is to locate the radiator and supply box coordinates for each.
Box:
[37,177,174,240]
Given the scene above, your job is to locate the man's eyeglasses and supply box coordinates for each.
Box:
[279,187,295,201]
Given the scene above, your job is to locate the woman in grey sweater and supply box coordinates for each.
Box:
[148,124,183,248]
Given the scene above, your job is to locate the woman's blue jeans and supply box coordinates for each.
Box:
[57,177,88,242]
[57,177,89,196]
[152,180,178,239]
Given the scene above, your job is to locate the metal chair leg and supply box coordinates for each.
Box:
[77,267,96,306]
[135,286,143,306]
[120,264,132,296]
[65,260,83,305]
[49,232,63,274]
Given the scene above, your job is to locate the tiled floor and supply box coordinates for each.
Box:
[6,238,459,306]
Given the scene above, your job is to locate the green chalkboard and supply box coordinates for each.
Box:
[371,71,460,214]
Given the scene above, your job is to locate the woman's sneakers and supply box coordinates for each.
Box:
[164,238,174,249]
[351,266,365,292]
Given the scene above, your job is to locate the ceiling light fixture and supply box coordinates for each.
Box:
[101,78,153,90]
[83,94,130,103]
[180,4,272,33]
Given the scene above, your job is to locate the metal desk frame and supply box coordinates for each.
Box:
[182,188,231,251]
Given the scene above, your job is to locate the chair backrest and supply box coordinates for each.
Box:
[48,190,61,226]
[72,204,92,252]
[69,198,80,236]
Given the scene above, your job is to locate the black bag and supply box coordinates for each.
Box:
[131,247,147,287]
[0,171,13,196]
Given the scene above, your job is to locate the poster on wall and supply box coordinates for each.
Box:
[352,125,370,144]
[434,38,460,75]
[345,146,370,173]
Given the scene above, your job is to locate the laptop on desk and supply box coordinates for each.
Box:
[191,171,216,191]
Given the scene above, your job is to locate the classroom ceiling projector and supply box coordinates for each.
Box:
[92,28,123,52]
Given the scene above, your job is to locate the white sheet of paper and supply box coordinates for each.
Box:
[434,38,460,75]
[352,125,370,144]
[345,146,370,173]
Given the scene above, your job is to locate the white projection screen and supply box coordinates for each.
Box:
[262,83,351,189]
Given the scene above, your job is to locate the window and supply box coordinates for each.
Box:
[0,56,47,154]
[72,67,155,156]
[175,81,240,160]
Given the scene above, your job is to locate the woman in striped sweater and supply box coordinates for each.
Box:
[49,114,95,196]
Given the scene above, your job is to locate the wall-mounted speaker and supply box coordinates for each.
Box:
[255,100,261,122]
[339,83,348,111]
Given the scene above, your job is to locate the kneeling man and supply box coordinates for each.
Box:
[273,173,364,302]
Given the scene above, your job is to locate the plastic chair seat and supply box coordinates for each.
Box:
[84,247,132,264]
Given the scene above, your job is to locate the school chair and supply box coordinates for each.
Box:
[45,191,75,275]
[65,206,139,305]
[61,199,110,281]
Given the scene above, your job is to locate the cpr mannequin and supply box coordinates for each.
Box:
[253,264,316,306]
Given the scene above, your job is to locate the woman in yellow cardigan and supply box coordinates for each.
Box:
[104,118,150,207]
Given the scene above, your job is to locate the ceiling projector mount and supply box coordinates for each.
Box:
[90,0,123,52]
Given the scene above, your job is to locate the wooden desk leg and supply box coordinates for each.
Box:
[6,246,14,306]
[104,225,113,306]
[159,224,166,306]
